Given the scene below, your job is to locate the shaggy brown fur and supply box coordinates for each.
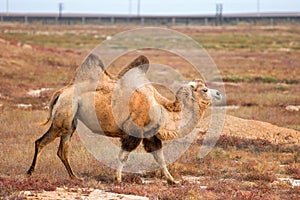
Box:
[27,53,215,184]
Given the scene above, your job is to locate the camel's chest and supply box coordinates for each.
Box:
[157,111,181,141]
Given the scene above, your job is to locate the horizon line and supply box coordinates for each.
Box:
[1,11,300,18]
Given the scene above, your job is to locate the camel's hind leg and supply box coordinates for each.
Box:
[116,135,142,183]
[27,125,60,176]
[57,131,80,180]
[143,136,176,184]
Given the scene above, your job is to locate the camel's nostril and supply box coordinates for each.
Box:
[214,91,222,101]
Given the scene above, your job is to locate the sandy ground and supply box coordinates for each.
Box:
[199,114,300,145]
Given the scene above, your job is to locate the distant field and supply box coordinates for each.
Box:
[0,24,299,199]
[1,24,299,128]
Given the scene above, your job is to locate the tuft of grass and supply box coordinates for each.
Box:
[222,75,243,82]
[254,76,278,83]
[286,165,300,179]
[274,83,289,91]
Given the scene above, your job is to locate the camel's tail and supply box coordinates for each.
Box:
[38,89,62,126]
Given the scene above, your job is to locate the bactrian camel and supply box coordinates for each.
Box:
[27,54,222,184]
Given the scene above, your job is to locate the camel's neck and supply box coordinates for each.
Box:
[163,96,208,139]
[176,98,202,138]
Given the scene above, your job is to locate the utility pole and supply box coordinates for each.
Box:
[129,0,132,15]
[257,0,260,16]
[215,3,223,26]
[6,0,9,16]
[137,0,140,16]
[58,2,64,18]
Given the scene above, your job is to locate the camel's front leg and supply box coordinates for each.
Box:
[116,149,130,183]
[117,135,142,183]
[143,136,176,184]
[152,148,176,184]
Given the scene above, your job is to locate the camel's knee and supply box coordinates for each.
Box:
[57,147,69,164]
[57,135,71,159]
[57,144,66,160]
[143,136,162,153]
[36,125,59,149]
[57,148,63,159]
[34,136,49,153]
[35,134,47,148]
[34,139,42,150]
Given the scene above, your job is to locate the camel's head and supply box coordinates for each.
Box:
[175,79,221,110]
[187,79,222,105]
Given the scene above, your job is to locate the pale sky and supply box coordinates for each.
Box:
[0,0,299,15]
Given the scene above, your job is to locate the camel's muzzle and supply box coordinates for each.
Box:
[210,89,222,101]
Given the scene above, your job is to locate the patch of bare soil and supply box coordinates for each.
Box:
[199,114,300,145]
[18,187,149,200]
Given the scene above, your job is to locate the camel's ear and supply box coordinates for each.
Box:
[194,78,204,83]
[194,78,207,86]
[118,55,149,78]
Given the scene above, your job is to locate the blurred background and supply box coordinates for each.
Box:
[0,0,300,25]
[1,0,300,15]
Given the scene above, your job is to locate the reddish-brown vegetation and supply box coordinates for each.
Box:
[0,24,299,199]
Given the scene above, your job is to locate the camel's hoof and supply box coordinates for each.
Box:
[71,176,84,182]
[77,178,84,182]
[26,169,33,176]
[115,178,122,184]
[167,179,179,185]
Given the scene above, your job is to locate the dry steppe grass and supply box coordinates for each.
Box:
[0,24,299,199]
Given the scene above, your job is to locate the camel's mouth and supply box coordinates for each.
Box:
[207,89,222,101]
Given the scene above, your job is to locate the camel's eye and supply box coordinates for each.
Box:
[202,88,208,93]
[189,85,196,91]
